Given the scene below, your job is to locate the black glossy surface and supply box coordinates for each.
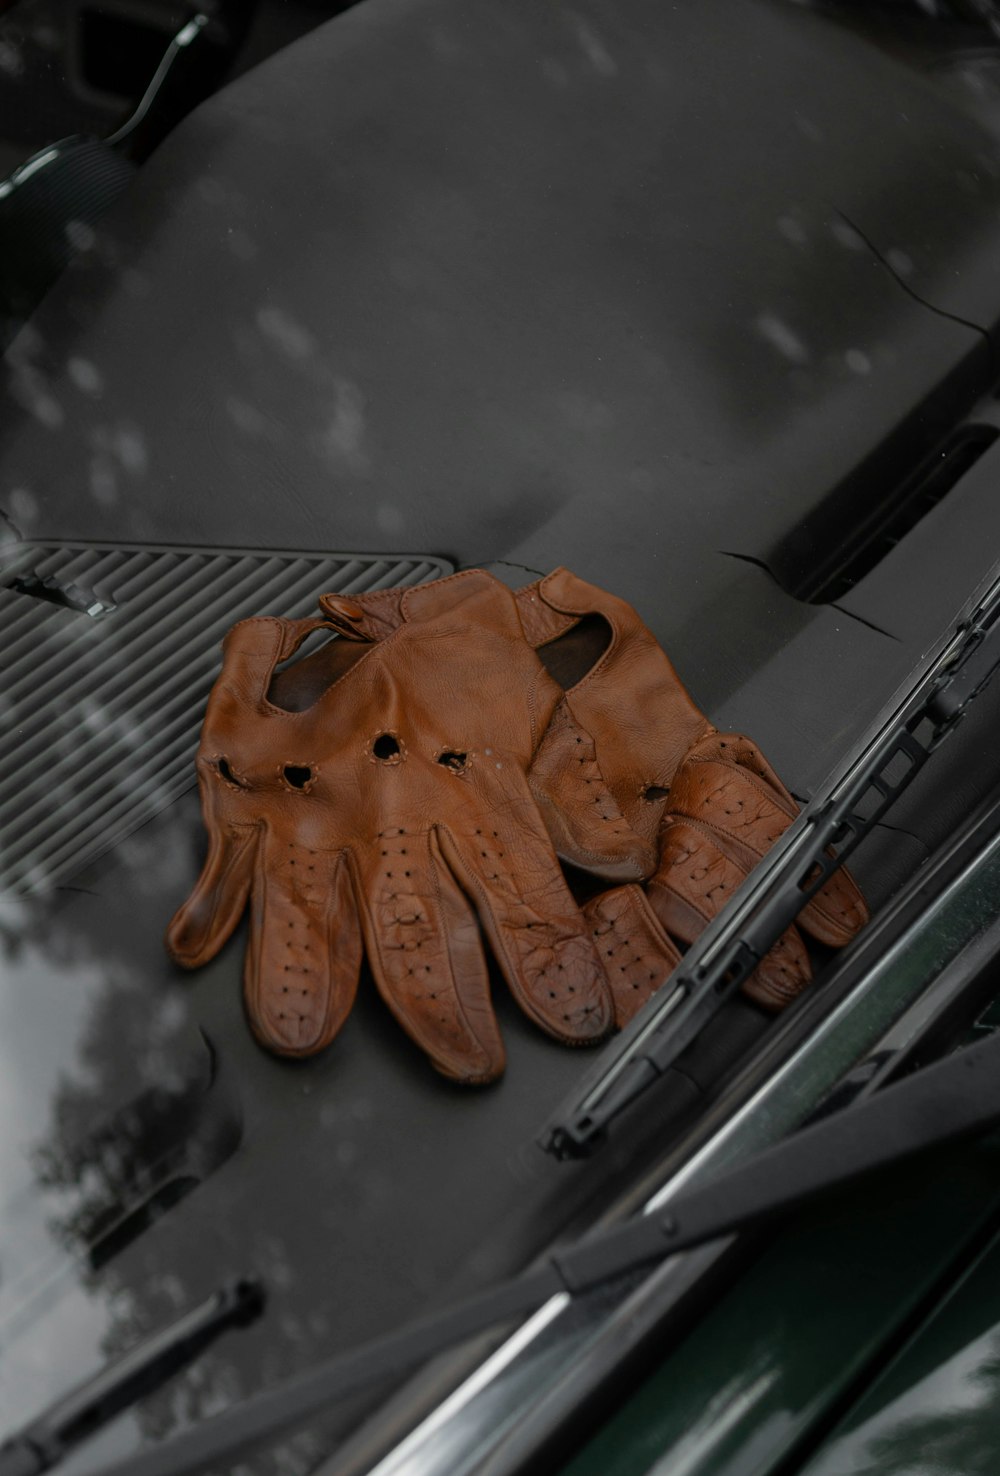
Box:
[3,2,1000,1471]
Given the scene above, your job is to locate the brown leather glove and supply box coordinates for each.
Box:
[516,569,869,1022]
[166,571,654,1082]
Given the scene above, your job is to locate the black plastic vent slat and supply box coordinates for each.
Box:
[0,543,451,891]
[0,561,321,828]
[1,556,296,773]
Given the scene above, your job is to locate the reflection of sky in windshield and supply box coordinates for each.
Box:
[0,900,112,1422]
[0,891,154,1473]
[0,788,628,1476]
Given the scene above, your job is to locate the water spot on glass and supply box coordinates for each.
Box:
[8,486,37,523]
[89,456,118,505]
[794,115,824,144]
[317,378,368,472]
[845,348,871,376]
[8,321,43,363]
[830,218,865,252]
[67,358,104,396]
[90,422,147,478]
[0,39,23,77]
[377,503,405,534]
[256,306,316,360]
[115,424,148,475]
[64,219,96,252]
[32,393,64,429]
[227,396,268,436]
[754,312,809,365]
[777,215,807,247]
[575,20,617,75]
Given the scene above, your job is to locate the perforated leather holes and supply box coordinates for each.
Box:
[217,757,247,788]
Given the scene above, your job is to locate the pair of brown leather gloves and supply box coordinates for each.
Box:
[166,568,867,1083]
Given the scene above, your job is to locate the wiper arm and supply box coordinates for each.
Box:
[0,1278,264,1476]
[541,557,1000,1159]
[94,1026,1000,1476]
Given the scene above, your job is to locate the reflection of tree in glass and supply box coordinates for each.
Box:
[17,858,370,1476]
[839,1336,1000,1476]
[0,894,29,964]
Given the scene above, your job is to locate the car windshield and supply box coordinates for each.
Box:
[3,4,1000,1475]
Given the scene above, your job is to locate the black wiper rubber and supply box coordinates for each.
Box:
[0,1279,264,1476]
[540,558,1000,1159]
[93,1027,1000,1476]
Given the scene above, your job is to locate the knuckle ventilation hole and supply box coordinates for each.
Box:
[283,765,314,790]
[644,785,670,803]
[437,751,468,773]
[373,733,401,762]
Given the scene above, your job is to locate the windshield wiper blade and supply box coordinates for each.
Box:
[540,558,1000,1159]
[0,1278,264,1476]
[93,1025,1000,1476]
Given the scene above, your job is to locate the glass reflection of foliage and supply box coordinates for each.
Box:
[0,895,28,964]
[17,875,344,1476]
[854,1335,1000,1476]
[29,959,204,1265]
[32,1077,204,1271]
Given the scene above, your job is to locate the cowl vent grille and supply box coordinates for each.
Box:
[0,542,451,893]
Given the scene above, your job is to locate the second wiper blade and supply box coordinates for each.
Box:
[540,559,1000,1159]
[0,1278,264,1476]
[94,1024,1000,1476]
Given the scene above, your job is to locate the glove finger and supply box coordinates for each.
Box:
[583,884,681,1027]
[667,735,868,946]
[647,817,812,1011]
[357,828,506,1085]
[741,926,812,1012]
[166,822,259,969]
[244,837,362,1057]
[529,698,656,881]
[437,818,614,1046]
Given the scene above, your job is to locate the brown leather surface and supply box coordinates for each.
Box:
[582,883,682,1027]
[169,564,869,1076]
[523,570,870,1012]
[167,571,655,1081]
[520,569,713,851]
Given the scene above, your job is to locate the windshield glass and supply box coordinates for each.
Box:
[4,3,1000,1474]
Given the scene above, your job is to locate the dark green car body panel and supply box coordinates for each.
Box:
[561,1144,1000,1476]
[559,848,1000,1476]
